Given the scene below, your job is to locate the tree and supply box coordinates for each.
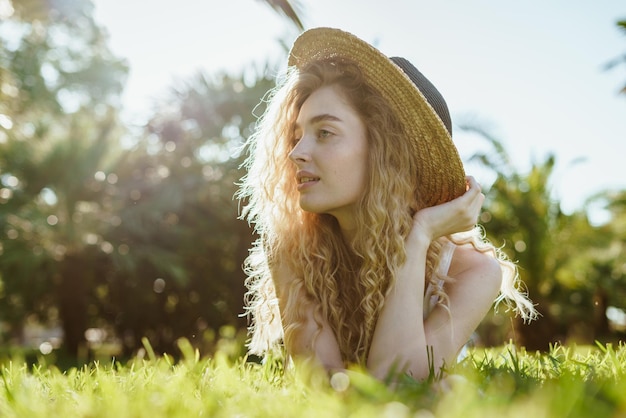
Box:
[0,0,128,356]
[92,70,276,355]
[581,190,626,336]
[463,125,611,349]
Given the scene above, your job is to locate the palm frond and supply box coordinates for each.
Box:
[258,0,304,31]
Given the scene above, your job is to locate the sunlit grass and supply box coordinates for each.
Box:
[1,339,625,417]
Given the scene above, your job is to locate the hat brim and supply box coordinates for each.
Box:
[288,27,466,207]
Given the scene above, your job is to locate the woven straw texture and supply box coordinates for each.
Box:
[288,27,466,207]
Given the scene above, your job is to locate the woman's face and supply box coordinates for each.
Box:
[289,84,368,232]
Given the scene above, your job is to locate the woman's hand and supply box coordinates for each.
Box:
[411,176,485,242]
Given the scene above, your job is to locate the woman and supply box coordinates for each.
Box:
[238,27,536,380]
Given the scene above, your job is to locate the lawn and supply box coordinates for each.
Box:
[1,338,625,417]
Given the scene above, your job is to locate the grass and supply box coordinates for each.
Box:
[1,338,625,417]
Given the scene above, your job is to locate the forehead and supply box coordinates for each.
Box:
[295,85,355,126]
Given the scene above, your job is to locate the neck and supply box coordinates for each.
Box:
[334,215,357,244]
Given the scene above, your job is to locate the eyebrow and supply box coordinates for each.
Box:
[294,113,343,130]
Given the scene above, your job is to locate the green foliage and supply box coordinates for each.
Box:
[0,0,128,355]
[89,69,277,355]
[0,0,282,357]
[464,125,626,349]
[0,342,625,417]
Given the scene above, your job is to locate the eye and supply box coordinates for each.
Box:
[318,129,332,139]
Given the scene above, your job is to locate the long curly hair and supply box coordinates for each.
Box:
[238,59,536,364]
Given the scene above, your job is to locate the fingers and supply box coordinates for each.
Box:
[462,176,484,226]
[465,176,482,194]
[411,175,486,240]
[458,176,484,209]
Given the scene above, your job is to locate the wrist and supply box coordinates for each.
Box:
[406,225,432,249]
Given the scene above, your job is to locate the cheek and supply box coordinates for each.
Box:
[352,153,370,191]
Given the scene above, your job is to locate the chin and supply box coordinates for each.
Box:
[299,205,322,214]
[298,200,325,214]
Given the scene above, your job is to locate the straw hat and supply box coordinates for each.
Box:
[288,27,466,207]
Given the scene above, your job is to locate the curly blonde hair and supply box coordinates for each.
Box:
[238,59,535,364]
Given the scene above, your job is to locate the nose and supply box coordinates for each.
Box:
[288,136,311,164]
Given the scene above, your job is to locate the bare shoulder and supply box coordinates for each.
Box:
[448,243,502,287]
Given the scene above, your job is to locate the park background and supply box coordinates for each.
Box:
[0,0,625,363]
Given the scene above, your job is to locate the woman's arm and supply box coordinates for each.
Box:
[366,229,431,379]
[367,176,492,380]
[272,261,344,371]
[423,245,502,371]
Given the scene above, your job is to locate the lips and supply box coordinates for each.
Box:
[299,176,319,184]
[296,171,320,186]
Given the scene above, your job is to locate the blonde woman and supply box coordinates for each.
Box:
[238,27,536,380]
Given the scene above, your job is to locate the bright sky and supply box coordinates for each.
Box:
[92,0,626,221]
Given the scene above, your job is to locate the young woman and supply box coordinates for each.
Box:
[238,27,536,380]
